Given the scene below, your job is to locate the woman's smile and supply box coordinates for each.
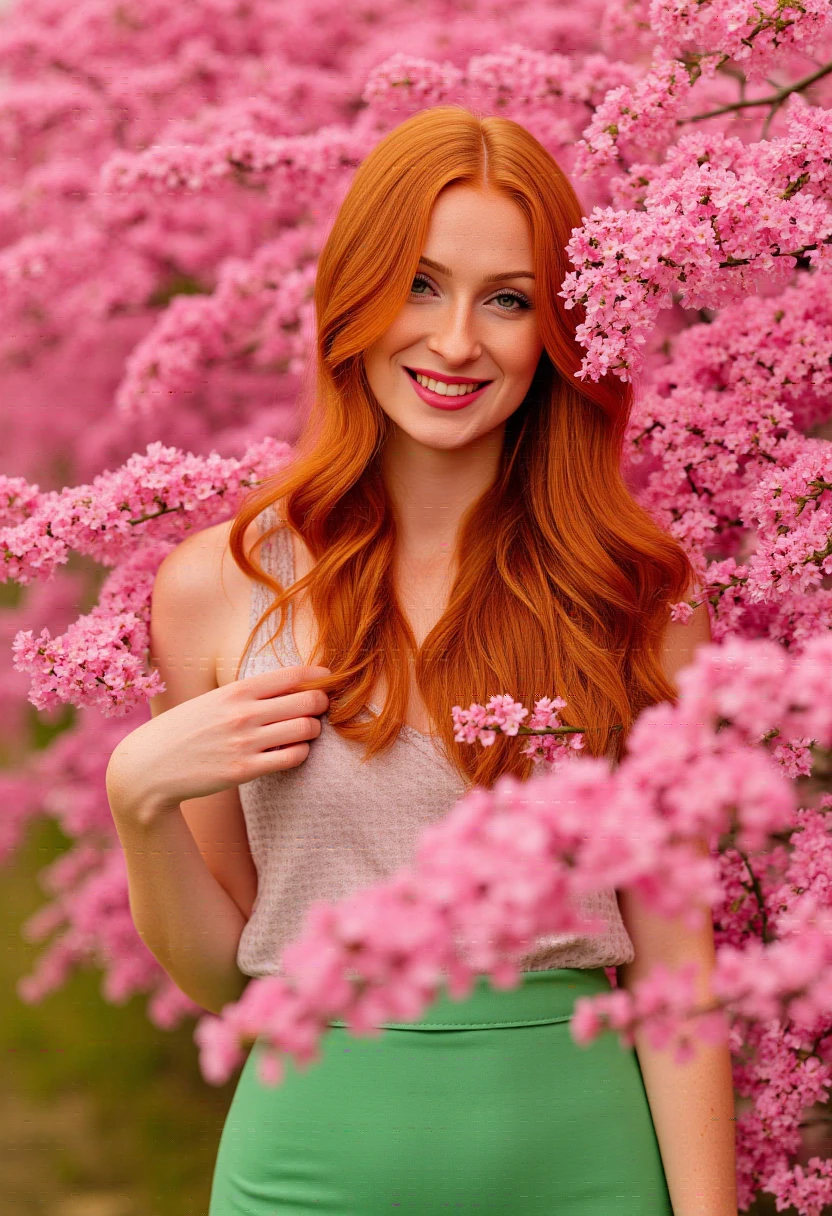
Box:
[403,365,494,410]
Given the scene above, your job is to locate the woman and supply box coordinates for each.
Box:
[202,105,739,1214]
[121,105,737,1212]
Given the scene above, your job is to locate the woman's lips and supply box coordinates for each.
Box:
[404,367,492,411]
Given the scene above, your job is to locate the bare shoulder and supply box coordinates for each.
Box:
[154,514,262,618]
[149,514,263,705]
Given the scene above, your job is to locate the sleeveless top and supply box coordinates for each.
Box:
[235,504,636,979]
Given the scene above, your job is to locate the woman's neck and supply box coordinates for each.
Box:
[381,426,504,560]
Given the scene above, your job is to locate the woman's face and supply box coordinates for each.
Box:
[363,184,544,452]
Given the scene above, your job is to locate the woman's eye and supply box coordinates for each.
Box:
[491,291,532,312]
[409,274,532,312]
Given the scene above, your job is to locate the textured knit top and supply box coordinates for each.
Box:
[235,504,636,979]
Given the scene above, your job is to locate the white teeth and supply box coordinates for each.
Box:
[415,373,480,396]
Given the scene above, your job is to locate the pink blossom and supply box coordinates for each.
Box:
[2,0,832,1206]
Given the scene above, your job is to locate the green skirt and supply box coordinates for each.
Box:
[209,967,672,1214]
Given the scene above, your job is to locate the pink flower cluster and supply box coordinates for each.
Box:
[115,229,322,418]
[5,438,293,713]
[450,693,585,768]
[602,0,832,83]
[2,0,832,1208]
[649,0,832,83]
[573,51,695,174]
[563,111,832,381]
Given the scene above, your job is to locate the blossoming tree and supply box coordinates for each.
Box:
[2,0,832,1210]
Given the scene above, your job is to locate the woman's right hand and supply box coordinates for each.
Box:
[106,665,332,823]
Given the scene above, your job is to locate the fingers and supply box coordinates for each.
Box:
[240,666,330,720]
[263,714,323,749]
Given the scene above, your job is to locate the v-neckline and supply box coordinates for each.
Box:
[276,519,435,744]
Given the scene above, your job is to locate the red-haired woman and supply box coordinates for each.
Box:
[124,106,737,1213]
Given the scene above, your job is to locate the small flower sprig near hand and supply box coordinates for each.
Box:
[451,694,621,768]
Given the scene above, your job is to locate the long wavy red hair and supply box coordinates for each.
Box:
[229,105,695,791]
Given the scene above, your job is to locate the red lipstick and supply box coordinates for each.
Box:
[403,366,493,411]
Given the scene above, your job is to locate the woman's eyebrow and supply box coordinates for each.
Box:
[419,255,535,283]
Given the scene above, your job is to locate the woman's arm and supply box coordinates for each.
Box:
[106,774,251,1017]
[617,594,738,1216]
[104,528,255,1016]
[617,854,738,1216]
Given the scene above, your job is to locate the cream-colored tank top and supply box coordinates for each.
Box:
[235,504,635,979]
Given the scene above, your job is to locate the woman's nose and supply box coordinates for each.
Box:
[425,301,482,367]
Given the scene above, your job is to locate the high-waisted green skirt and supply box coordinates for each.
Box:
[209,967,672,1214]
